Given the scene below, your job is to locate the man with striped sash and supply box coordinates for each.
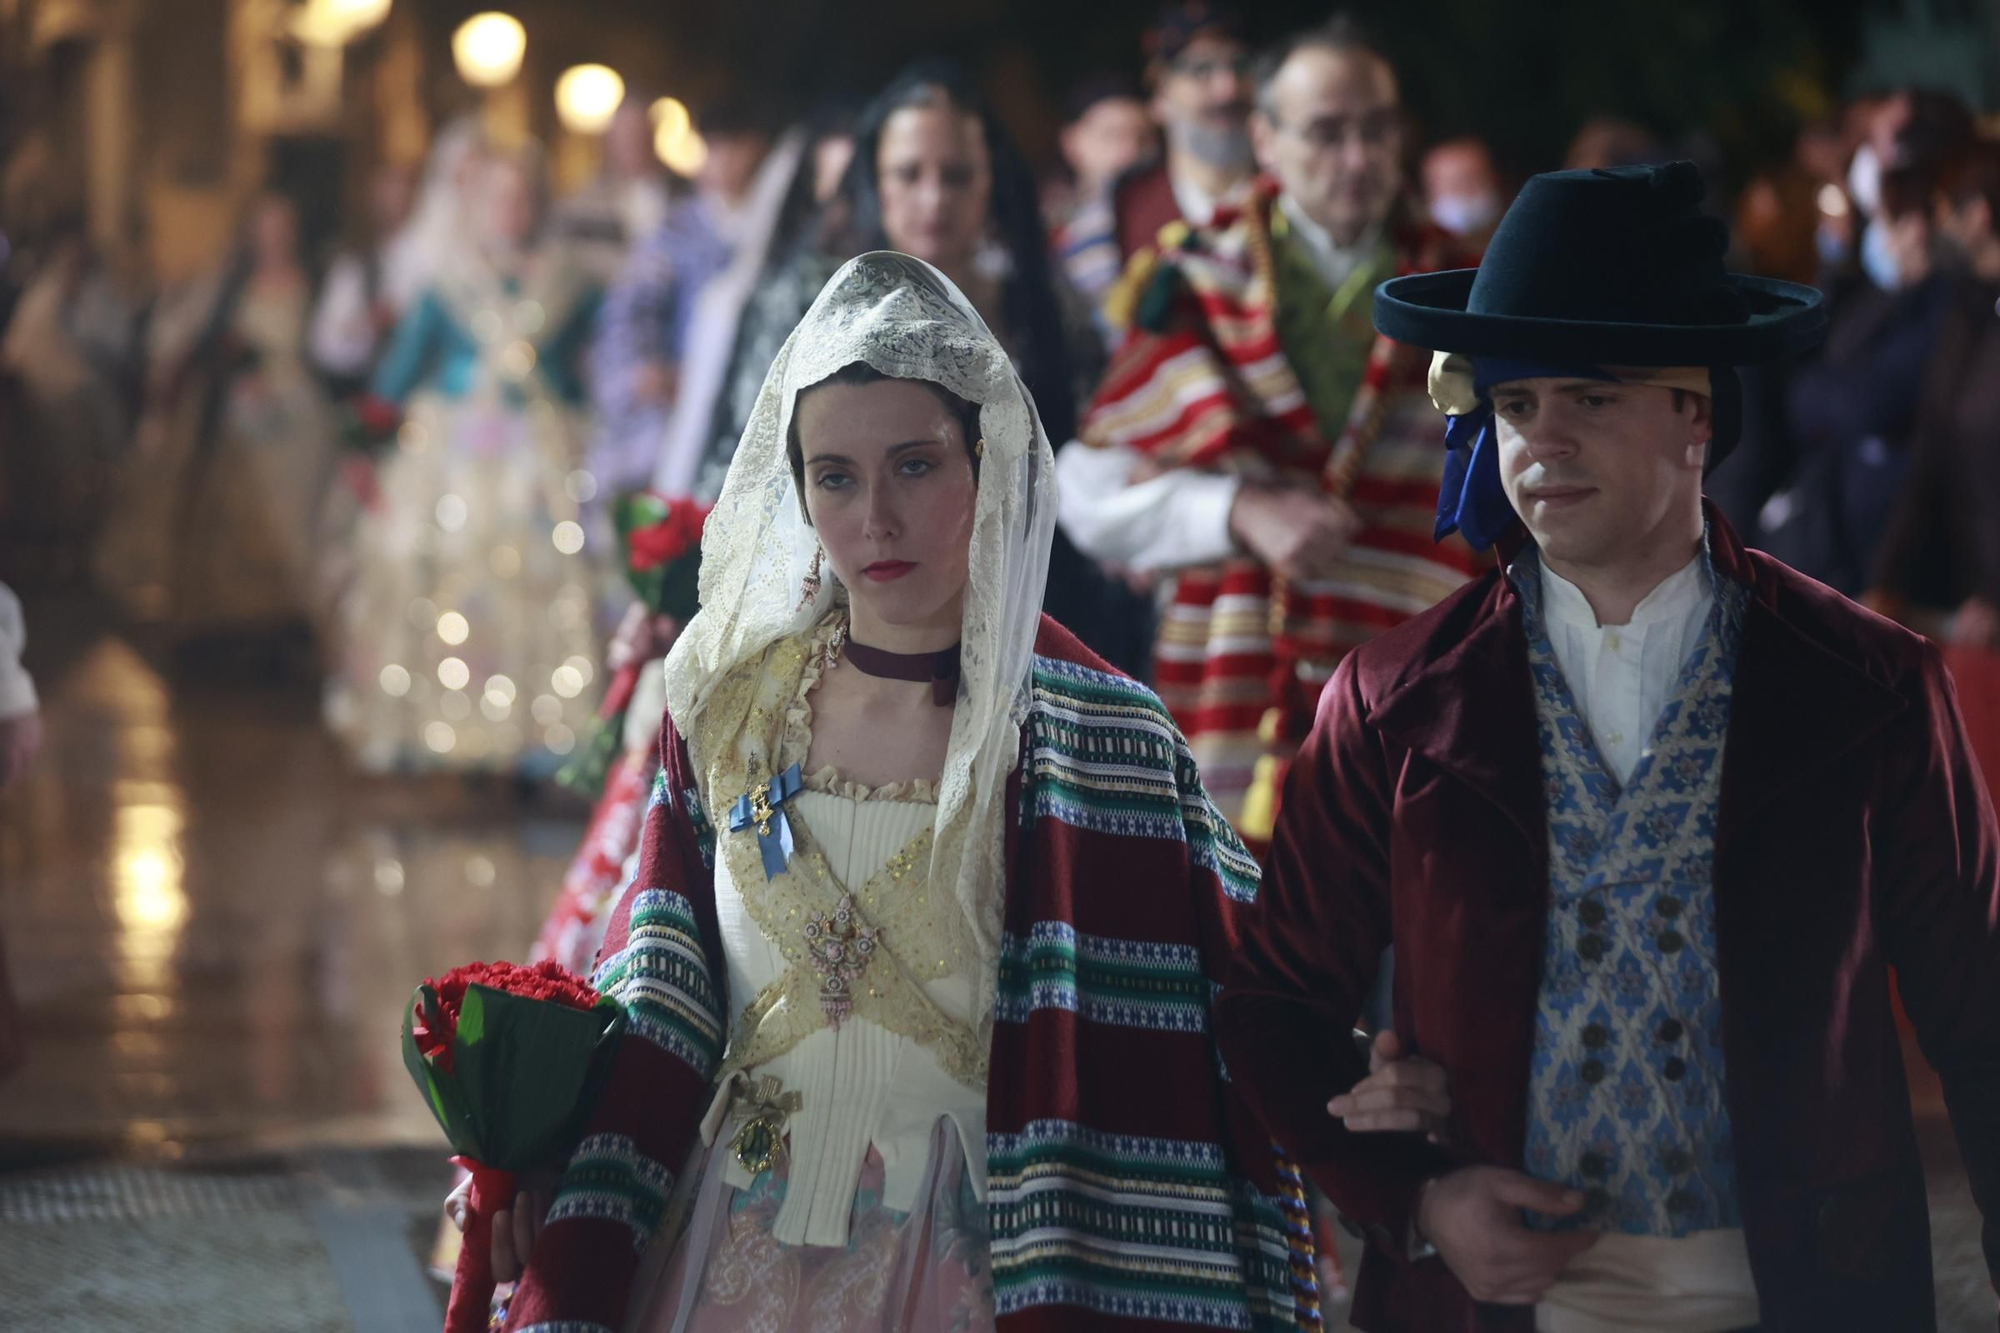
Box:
[1061,16,1482,847]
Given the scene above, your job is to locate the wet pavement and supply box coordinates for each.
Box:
[0,579,588,1327]
[0,579,1990,1329]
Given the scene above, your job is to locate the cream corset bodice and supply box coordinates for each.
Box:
[698,629,992,1248]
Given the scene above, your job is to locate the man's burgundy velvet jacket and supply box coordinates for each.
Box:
[1215,510,2000,1332]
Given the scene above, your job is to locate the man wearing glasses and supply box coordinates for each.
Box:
[1067,15,1481,849]
[1100,2,1257,275]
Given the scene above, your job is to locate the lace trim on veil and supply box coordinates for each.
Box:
[663,253,1057,1043]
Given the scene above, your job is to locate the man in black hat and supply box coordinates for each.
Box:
[1215,161,2000,1331]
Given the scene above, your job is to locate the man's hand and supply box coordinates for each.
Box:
[1416,1166,1600,1305]
[0,711,43,791]
[1228,484,1362,582]
[1327,1031,1452,1142]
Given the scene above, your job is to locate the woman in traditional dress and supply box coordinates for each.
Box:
[325,148,607,776]
[470,251,1331,1333]
[97,194,337,664]
[527,67,1147,974]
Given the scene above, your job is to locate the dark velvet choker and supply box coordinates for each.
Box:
[841,637,961,706]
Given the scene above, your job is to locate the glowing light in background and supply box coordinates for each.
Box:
[452,12,527,89]
[555,64,626,135]
[92,643,191,1000]
[659,127,709,178]
[651,95,708,175]
[1816,184,1849,217]
[650,97,690,138]
[292,0,394,46]
[115,802,187,939]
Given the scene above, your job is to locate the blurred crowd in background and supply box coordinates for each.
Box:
[2,0,2000,774]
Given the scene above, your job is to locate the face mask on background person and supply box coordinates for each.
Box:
[1430,191,1501,238]
[1847,143,1883,219]
[1860,215,1911,291]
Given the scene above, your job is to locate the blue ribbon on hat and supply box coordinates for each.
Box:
[1434,358,1622,553]
[730,763,805,878]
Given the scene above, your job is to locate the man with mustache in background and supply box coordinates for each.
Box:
[1069,16,1479,845]
[1105,2,1257,279]
[1217,161,2000,1331]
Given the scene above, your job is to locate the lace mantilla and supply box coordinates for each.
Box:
[663,253,1056,1040]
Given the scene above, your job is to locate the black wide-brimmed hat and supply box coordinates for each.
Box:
[1375,161,1825,365]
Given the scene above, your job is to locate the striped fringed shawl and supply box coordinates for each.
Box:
[501,617,1306,1333]
[1080,183,1482,838]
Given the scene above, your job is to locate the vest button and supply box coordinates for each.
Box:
[1657,896,1684,918]
[1583,1023,1610,1049]
[1578,899,1606,926]
[1667,1188,1698,1214]
[1580,1151,1611,1178]
[1584,1186,1611,1214]
[1581,1058,1606,1083]
[1661,1148,1693,1174]
[1664,1057,1688,1081]
[1657,1018,1685,1043]
[1579,934,1608,962]
[1658,930,1685,953]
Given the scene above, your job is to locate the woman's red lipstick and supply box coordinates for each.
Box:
[862,560,917,582]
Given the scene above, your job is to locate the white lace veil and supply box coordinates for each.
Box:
[663,251,1057,1018]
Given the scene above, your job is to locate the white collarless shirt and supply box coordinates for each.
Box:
[1537,554,1713,786]
[1277,192,1383,291]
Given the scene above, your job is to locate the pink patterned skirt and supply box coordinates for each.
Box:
[629,1118,994,1333]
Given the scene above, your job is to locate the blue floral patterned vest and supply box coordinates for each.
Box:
[1513,548,1747,1238]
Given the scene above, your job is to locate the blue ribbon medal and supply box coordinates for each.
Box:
[730,763,804,879]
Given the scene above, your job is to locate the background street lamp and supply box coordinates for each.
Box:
[452,12,527,89]
[650,95,706,175]
[657,125,708,177]
[290,0,394,47]
[554,63,626,136]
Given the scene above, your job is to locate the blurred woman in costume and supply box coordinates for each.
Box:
[98,193,337,670]
[325,148,607,776]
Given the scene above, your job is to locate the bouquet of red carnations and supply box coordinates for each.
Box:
[558,489,710,795]
[402,959,623,1333]
[618,489,710,623]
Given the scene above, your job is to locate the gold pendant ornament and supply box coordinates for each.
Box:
[803,892,881,1027]
[726,1073,804,1175]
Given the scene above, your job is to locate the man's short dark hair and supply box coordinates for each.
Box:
[1251,14,1394,119]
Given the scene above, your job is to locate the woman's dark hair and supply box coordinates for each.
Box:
[829,59,1080,442]
[787,361,982,514]
[1946,137,2000,229]
[1892,87,1977,181]
[1880,163,1937,223]
[766,99,861,276]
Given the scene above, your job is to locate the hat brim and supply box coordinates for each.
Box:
[1374,269,1827,365]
